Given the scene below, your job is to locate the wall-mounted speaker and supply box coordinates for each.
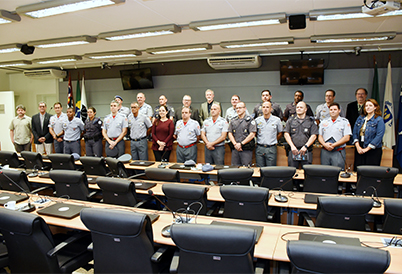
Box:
[20,44,35,55]
[289,14,306,30]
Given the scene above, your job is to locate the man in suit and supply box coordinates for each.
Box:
[199,89,221,126]
[31,101,53,155]
[174,95,200,124]
[346,88,368,132]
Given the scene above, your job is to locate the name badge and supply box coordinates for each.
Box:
[361,135,364,142]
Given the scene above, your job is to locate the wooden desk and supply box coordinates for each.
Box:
[274,224,402,274]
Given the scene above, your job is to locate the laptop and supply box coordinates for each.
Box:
[169,164,191,170]
[0,193,28,205]
[37,203,88,219]
[133,181,156,190]
[214,165,239,170]
[304,194,326,204]
[299,232,361,246]
[210,221,264,243]
[129,161,155,167]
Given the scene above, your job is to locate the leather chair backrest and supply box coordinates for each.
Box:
[146,168,180,182]
[303,165,341,194]
[162,184,208,215]
[315,196,373,231]
[382,199,402,234]
[80,156,109,176]
[0,169,31,192]
[287,240,390,274]
[218,168,254,186]
[171,223,256,274]
[105,157,128,178]
[220,185,269,222]
[80,208,157,273]
[50,170,89,201]
[0,151,23,168]
[21,151,44,170]
[260,166,296,190]
[97,177,137,207]
[356,166,398,198]
[0,208,60,273]
[49,154,76,170]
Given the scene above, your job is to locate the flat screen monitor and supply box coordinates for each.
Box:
[120,68,154,90]
[280,59,324,85]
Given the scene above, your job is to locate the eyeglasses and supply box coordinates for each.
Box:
[235,106,245,109]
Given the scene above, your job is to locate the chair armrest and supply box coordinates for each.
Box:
[254,260,267,274]
[169,250,180,274]
[218,205,225,215]
[128,173,145,179]
[151,246,168,263]
[47,232,90,257]
[87,191,98,199]
[267,207,276,221]
[31,185,52,194]
[365,223,372,232]
[87,243,93,251]
[298,212,315,227]
[376,223,383,232]
[205,202,220,216]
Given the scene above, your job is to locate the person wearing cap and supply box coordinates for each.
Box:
[114,95,130,117]
[49,102,67,153]
[228,102,256,166]
[137,92,153,120]
[83,107,103,157]
[153,95,174,122]
[255,101,283,167]
[9,104,33,152]
[128,102,152,160]
[32,101,53,155]
[62,107,85,155]
[102,100,128,158]
[201,103,228,165]
[174,106,201,163]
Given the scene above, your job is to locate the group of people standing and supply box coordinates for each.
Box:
[8,87,385,170]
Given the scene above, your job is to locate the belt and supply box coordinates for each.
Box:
[178,143,196,149]
[65,140,79,143]
[110,137,118,141]
[257,143,275,148]
[84,135,102,141]
[130,136,147,142]
[324,147,345,152]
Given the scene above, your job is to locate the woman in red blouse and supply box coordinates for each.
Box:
[152,105,174,162]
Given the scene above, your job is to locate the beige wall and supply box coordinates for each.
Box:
[0,71,10,91]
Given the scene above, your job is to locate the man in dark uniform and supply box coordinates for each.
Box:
[283,90,314,122]
[284,101,318,168]
[83,107,103,157]
[228,102,256,166]
[252,90,283,120]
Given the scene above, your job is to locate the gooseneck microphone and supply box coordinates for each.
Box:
[0,171,36,212]
[271,174,298,203]
[148,190,176,237]
[339,150,351,178]
[158,150,168,169]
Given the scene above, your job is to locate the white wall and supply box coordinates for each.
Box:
[0,91,15,151]
[0,71,10,91]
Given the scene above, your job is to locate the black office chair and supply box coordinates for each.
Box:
[299,196,373,231]
[146,168,180,182]
[260,166,296,190]
[80,156,110,176]
[97,177,146,207]
[21,151,50,171]
[217,168,254,186]
[377,199,402,234]
[356,166,398,198]
[220,185,274,222]
[162,184,208,215]
[105,157,132,178]
[0,151,23,168]
[0,239,8,272]
[287,240,390,274]
[170,223,260,274]
[49,170,97,201]
[302,165,341,194]
[49,154,76,170]
[0,207,92,273]
[0,169,49,194]
[80,208,168,274]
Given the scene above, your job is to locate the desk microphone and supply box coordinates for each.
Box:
[158,150,168,169]
[0,171,36,212]
[148,190,178,237]
[339,150,351,178]
[272,174,298,203]
[362,186,382,208]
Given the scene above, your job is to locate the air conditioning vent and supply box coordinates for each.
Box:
[23,69,67,79]
[207,55,262,70]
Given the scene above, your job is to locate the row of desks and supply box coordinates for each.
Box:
[7,192,401,274]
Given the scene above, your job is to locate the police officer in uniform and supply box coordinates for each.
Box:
[114,95,130,117]
[102,100,128,158]
[128,102,152,160]
[284,101,318,168]
[174,107,200,163]
[84,107,103,157]
[62,107,85,155]
[201,103,228,165]
[49,102,67,153]
[228,102,256,166]
[252,90,283,120]
[255,101,283,167]
[318,102,351,168]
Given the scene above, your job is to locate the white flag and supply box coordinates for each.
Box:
[80,75,88,122]
[382,60,395,148]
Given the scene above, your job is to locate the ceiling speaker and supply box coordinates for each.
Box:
[289,14,306,30]
[20,44,35,55]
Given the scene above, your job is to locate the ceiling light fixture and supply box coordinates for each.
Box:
[0,60,31,67]
[146,43,212,55]
[311,32,396,43]
[0,43,22,54]
[16,0,125,18]
[28,36,97,49]
[220,37,294,49]
[309,6,402,21]
[0,10,21,24]
[189,13,287,31]
[98,24,181,41]
[34,55,82,64]
[84,50,142,59]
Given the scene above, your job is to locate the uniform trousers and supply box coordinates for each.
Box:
[130,138,148,160]
[105,140,125,158]
[256,145,277,167]
[85,139,103,157]
[64,140,81,154]
[176,145,197,163]
[321,149,346,170]
[231,149,253,166]
[53,139,64,153]
[288,151,313,168]
[204,145,225,165]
